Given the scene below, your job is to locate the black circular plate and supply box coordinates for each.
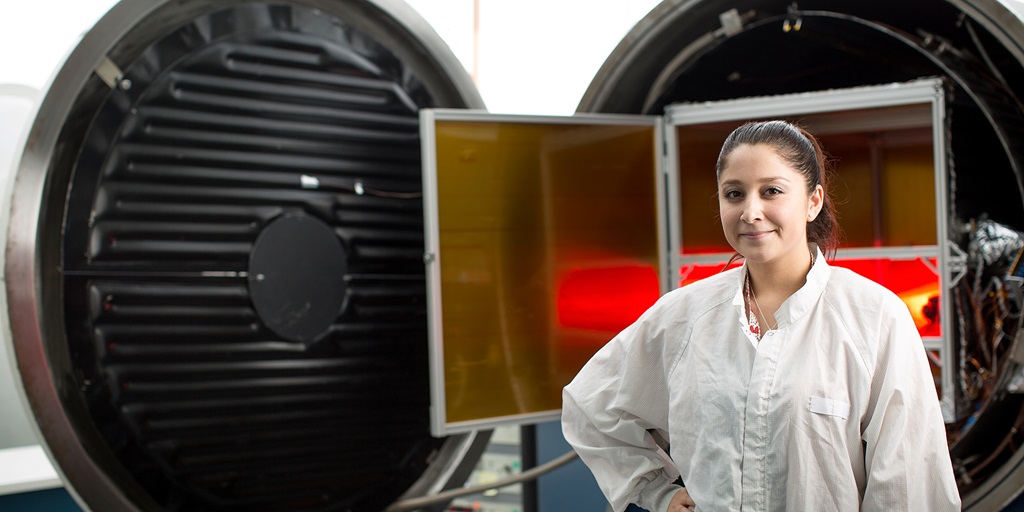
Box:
[248,213,347,343]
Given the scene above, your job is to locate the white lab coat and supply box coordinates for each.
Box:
[562,247,961,512]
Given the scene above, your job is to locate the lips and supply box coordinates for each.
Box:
[740,230,773,240]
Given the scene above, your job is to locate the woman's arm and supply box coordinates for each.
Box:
[860,296,961,511]
[562,303,686,512]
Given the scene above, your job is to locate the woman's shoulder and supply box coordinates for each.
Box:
[635,266,739,330]
[660,265,741,308]
[824,265,906,312]
[822,265,921,352]
[624,266,738,355]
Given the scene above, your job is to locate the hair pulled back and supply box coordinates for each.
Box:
[716,120,842,258]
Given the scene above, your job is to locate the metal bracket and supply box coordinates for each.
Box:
[948,241,968,287]
[718,9,743,37]
[920,256,940,276]
[94,57,123,89]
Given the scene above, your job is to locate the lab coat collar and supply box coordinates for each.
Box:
[731,244,831,329]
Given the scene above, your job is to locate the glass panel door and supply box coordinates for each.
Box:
[421,110,665,435]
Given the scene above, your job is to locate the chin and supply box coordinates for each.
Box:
[732,243,771,262]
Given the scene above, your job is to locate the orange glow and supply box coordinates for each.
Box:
[556,264,660,333]
[901,286,941,336]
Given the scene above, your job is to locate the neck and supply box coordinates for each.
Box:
[746,247,814,300]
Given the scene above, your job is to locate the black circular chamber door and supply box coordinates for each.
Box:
[248,213,348,343]
[7,1,484,511]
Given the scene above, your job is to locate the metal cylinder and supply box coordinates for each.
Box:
[11,0,1024,510]
[5,1,485,511]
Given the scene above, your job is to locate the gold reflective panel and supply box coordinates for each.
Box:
[674,104,937,254]
[431,118,660,428]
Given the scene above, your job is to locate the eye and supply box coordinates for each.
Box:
[763,186,783,196]
[722,189,742,200]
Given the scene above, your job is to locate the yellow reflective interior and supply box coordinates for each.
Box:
[433,120,659,426]
[675,104,937,253]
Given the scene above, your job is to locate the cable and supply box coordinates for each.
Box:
[299,174,423,199]
[963,17,1011,93]
[383,450,579,512]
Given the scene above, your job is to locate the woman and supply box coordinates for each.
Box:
[561,120,961,511]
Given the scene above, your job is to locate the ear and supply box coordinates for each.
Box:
[807,184,824,222]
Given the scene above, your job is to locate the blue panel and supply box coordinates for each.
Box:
[536,420,609,512]
[0,488,83,511]
[1006,490,1024,511]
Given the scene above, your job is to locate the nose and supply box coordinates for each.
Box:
[740,197,764,224]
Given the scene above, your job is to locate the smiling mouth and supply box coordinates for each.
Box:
[740,231,773,239]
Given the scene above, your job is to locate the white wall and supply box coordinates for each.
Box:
[0,0,661,112]
[404,0,661,114]
[0,1,120,91]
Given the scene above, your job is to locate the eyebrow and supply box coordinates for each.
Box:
[719,176,793,186]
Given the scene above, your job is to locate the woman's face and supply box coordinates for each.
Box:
[718,144,823,268]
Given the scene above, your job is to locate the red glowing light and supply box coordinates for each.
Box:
[553,257,940,340]
[556,264,660,333]
[678,257,941,336]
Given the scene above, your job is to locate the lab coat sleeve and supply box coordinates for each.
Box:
[861,295,961,511]
[562,299,684,512]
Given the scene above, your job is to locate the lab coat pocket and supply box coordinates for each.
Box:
[800,394,857,489]
[808,396,850,420]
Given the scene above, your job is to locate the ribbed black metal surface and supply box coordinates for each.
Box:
[62,4,440,511]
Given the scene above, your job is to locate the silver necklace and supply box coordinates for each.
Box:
[745,274,777,335]
[749,282,777,331]
[744,248,815,337]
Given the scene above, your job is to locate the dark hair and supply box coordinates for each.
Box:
[716,120,842,259]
